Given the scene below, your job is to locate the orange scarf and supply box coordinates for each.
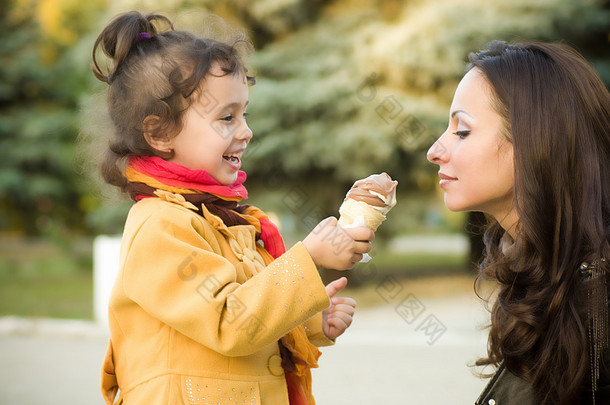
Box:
[126,156,321,404]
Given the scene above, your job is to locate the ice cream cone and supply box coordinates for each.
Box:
[338,199,386,231]
[337,173,397,231]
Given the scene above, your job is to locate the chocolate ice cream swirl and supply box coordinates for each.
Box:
[344,173,398,208]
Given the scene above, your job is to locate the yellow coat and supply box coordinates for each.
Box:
[101,192,332,404]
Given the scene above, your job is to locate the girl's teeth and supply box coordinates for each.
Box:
[223,154,239,164]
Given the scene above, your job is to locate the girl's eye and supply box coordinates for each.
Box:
[453,130,470,139]
[243,112,250,119]
[221,112,248,122]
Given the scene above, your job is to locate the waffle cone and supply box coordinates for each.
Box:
[337,199,386,231]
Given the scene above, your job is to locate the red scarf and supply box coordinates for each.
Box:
[126,156,285,258]
[129,155,249,199]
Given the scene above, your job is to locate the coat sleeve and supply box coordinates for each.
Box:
[303,312,335,347]
[121,205,330,357]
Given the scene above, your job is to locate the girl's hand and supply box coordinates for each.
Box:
[303,217,374,270]
[322,277,356,340]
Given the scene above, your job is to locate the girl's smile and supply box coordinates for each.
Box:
[222,149,244,170]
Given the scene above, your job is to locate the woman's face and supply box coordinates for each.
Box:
[427,68,515,224]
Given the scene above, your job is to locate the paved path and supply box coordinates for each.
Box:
[312,293,490,404]
[0,292,490,404]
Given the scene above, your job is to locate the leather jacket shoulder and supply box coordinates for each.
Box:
[476,351,610,405]
[475,364,535,405]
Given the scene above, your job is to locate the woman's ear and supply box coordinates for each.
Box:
[143,115,173,153]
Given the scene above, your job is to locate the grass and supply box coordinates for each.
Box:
[370,250,472,274]
[0,237,94,319]
[343,273,478,308]
[338,251,477,308]
[0,236,475,319]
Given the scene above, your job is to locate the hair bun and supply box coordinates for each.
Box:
[137,32,152,41]
[91,11,173,84]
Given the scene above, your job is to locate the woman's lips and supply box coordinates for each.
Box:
[438,172,457,188]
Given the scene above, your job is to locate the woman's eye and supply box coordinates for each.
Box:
[453,130,471,139]
[243,112,250,119]
[220,115,234,122]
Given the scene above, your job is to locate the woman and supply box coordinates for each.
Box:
[427,41,610,404]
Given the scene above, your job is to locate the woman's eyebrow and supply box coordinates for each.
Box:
[451,109,473,119]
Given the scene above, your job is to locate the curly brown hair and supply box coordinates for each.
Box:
[470,41,610,404]
[91,11,254,189]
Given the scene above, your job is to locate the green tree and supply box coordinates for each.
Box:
[239,0,610,241]
[36,0,609,242]
[0,0,105,235]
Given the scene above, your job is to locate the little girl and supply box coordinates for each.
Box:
[92,11,374,405]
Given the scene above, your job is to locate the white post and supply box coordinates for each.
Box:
[93,235,122,328]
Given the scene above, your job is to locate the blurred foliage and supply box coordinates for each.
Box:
[1,0,609,238]
[0,0,106,235]
[242,0,610,240]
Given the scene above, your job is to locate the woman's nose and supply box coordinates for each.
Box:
[427,132,449,164]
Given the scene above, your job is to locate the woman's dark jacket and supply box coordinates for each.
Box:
[475,351,610,404]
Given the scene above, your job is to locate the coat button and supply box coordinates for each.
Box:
[268,354,284,376]
[488,399,496,405]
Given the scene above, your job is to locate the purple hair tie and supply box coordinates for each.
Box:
[137,32,151,41]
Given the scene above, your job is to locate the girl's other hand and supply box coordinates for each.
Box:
[302,217,374,270]
[322,277,356,340]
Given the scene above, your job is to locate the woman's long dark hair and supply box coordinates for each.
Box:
[470,41,610,404]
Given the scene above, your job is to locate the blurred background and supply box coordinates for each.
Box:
[1,0,609,318]
[0,0,609,403]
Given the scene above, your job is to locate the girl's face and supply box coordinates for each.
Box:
[168,65,252,185]
[427,68,515,224]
